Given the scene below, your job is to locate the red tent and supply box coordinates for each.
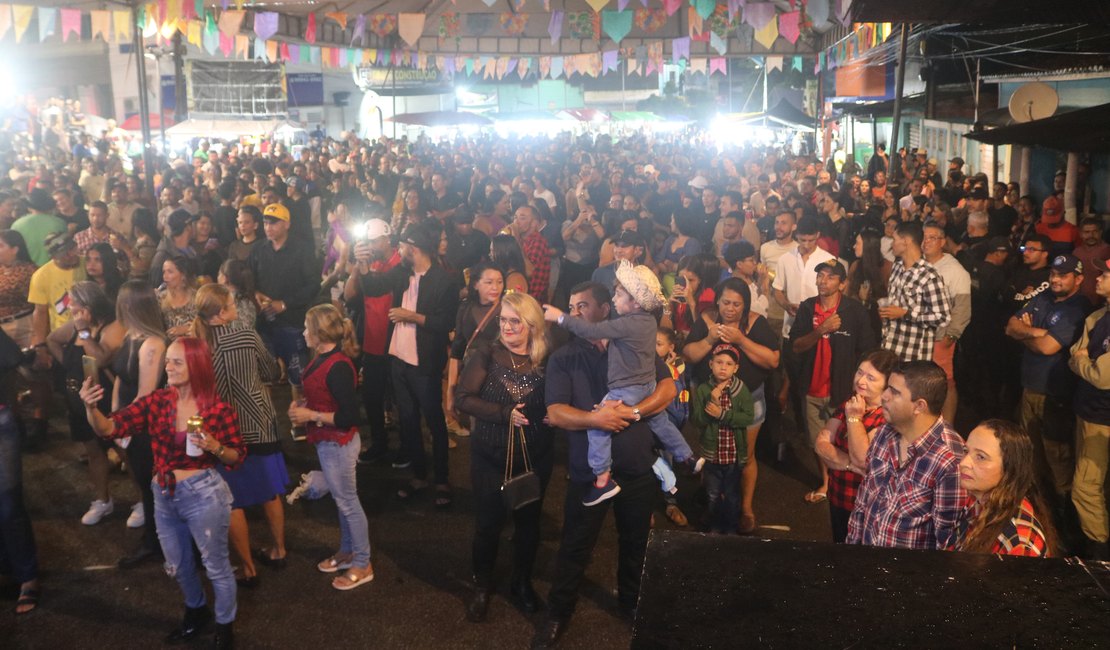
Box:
[120,112,174,131]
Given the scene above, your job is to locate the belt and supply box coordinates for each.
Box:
[0,309,33,325]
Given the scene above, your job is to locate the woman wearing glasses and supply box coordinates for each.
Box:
[455,292,551,622]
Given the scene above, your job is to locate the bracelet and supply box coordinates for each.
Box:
[212,444,224,457]
[846,417,861,423]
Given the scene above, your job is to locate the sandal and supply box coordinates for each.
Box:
[254,547,288,569]
[434,485,453,509]
[332,566,374,591]
[317,554,354,574]
[16,585,39,615]
[396,481,427,501]
[803,490,828,504]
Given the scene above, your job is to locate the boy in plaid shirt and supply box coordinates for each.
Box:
[691,344,755,534]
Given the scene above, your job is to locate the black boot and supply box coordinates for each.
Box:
[1086,537,1110,561]
[213,622,234,649]
[510,572,542,613]
[465,576,492,623]
[165,605,212,644]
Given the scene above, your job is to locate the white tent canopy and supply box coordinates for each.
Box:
[165,118,303,139]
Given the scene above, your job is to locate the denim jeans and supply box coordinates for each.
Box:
[391,358,450,484]
[259,322,308,386]
[0,405,37,583]
[315,434,371,567]
[587,381,693,476]
[154,469,237,624]
[703,461,743,534]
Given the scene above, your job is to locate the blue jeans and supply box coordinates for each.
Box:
[587,381,693,476]
[0,405,37,583]
[154,469,236,624]
[391,358,450,484]
[703,461,743,534]
[315,434,371,567]
[259,322,308,386]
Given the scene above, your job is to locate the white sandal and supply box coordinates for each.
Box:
[332,567,374,591]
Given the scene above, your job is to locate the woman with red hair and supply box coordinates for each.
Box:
[79,337,245,649]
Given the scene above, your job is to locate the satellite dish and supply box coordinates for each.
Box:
[1008,82,1059,123]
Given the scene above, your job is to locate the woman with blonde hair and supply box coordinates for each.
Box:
[287,304,371,590]
[455,291,552,621]
[192,283,286,586]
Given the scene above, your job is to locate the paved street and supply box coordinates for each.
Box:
[3,392,831,649]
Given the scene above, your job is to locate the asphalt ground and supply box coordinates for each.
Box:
[2,386,833,649]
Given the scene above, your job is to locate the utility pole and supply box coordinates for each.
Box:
[131,1,156,203]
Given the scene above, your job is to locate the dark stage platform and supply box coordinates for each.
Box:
[632,531,1110,648]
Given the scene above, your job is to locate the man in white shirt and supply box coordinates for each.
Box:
[760,210,798,336]
[922,221,971,422]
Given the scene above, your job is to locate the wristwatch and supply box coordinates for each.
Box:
[846,417,861,424]
[314,412,324,427]
[78,329,91,340]
[632,408,641,421]
[558,314,566,325]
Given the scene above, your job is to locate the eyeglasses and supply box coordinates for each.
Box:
[1020,245,1044,253]
[922,235,945,242]
[499,317,524,331]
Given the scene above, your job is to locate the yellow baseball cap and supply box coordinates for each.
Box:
[263,203,290,222]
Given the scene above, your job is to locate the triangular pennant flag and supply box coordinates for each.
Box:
[398,13,424,47]
[727,0,742,21]
[662,0,681,16]
[253,11,277,40]
[807,0,829,28]
[325,12,348,29]
[551,56,564,78]
[60,8,81,42]
[112,9,131,42]
[267,40,278,62]
[766,55,783,72]
[778,10,799,44]
[203,23,220,54]
[672,36,689,62]
[617,0,629,9]
[305,13,316,43]
[217,9,245,37]
[539,56,550,78]
[278,41,289,61]
[688,7,703,36]
[464,58,475,76]
[254,37,266,60]
[585,0,608,13]
[601,10,632,43]
[792,56,802,71]
[219,32,233,56]
[710,30,727,55]
[11,5,30,42]
[37,7,56,41]
[548,11,563,44]
[480,0,496,6]
[693,0,715,20]
[744,2,776,29]
[288,43,299,62]
[187,19,201,45]
[754,15,777,48]
[709,57,726,75]
[352,14,365,45]
[835,0,852,25]
[627,57,639,75]
[235,34,249,58]
[689,57,707,74]
[166,0,181,22]
[0,6,16,40]
[505,58,517,78]
[602,49,619,73]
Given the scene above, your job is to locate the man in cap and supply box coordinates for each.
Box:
[347,219,403,464]
[148,209,197,287]
[12,188,66,266]
[790,260,877,504]
[1005,254,1089,503]
[249,202,320,389]
[591,229,645,294]
[358,222,460,503]
[1036,194,1080,258]
[1069,257,1110,559]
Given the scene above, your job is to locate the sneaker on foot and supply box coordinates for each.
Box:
[82,499,115,525]
[582,478,621,506]
[126,502,145,529]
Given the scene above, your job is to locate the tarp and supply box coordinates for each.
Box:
[963,103,1110,153]
[165,118,300,138]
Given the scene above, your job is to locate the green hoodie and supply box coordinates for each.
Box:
[691,376,755,464]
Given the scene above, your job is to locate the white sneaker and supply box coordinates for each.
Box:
[81,499,114,525]
[126,502,145,529]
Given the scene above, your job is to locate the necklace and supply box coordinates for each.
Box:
[507,347,528,372]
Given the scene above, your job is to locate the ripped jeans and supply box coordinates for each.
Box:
[154,469,236,624]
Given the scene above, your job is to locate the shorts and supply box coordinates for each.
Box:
[750,384,767,427]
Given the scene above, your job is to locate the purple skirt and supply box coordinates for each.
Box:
[217,450,290,509]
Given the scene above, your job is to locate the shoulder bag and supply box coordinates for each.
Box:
[502,421,541,510]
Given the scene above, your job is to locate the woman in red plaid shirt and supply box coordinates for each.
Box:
[955,419,1060,557]
[79,337,245,647]
[815,349,900,543]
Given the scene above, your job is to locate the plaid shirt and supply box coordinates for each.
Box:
[520,231,551,301]
[883,257,950,361]
[955,498,1050,557]
[847,417,969,550]
[74,227,121,254]
[828,404,885,511]
[715,389,738,465]
[110,388,246,494]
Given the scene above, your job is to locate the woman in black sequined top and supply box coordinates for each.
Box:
[455,291,552,623]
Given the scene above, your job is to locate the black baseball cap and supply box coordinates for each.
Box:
[613,229,644,248]
[814,260,848,279]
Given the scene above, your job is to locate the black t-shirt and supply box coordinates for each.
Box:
[685,314,780,390]
[988,205,1018,238]
[545,336,664,484]
[214,204,239,246]
[1007,265,1050,313]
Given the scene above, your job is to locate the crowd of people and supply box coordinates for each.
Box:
[0,122,1106,648]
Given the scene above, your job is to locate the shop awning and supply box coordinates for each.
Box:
[963,103,1110,152]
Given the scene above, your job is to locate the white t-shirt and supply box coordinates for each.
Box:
[771,245,836,337]
[388,271,423,366]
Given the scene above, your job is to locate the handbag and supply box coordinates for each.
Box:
[461,300,500,366]
[502,421,541,510]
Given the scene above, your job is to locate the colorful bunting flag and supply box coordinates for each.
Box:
[398,13,424,46]
[499,11,527,36]
[548,11,563,44]
[305,12,316,44]
[37,7,55,42]
[672,36,689,62]
[369,13,397,38]
[601,10,632,43]
[351,14,365,45]
[754,15,778,48]
[778,10,799,43]
[325,12,347,29]
[60,8,80,41]
[217,9,245,37]
[254,12,277,40]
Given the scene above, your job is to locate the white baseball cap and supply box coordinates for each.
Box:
[364,219,391,240]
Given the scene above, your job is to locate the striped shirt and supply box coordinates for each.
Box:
[210,323,282,446]
[883,257,951,361]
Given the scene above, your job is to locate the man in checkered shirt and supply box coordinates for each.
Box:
[879,221,950,362]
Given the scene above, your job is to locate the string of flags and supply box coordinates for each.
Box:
[0,1,859,79]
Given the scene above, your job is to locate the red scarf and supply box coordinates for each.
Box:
[808,295,840,398]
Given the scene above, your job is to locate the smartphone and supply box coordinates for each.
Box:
[82,354,98,383]
[673,276,687,303]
